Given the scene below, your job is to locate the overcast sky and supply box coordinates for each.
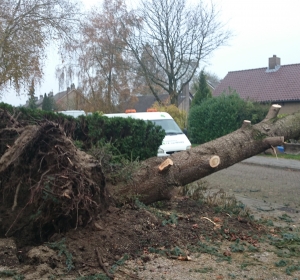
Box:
[2,0,300,106]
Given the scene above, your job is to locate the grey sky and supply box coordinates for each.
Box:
[2,0,300,106]
[205,0,300,77]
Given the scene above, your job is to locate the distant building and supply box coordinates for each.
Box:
[24,84,86,110]
[122,81,215,114]
[213,55,300,114]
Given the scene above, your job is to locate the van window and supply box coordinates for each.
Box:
[151,119,183,135]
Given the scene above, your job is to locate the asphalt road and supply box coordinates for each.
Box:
[204,156,300,225]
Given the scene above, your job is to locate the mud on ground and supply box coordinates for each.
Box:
[1,183,300,280]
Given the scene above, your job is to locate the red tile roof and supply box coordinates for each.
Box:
[213,63,300,102]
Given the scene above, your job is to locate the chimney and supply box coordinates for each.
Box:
[269,55,281,70]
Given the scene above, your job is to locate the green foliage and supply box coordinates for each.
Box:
[0,103,164,161]
[85,113,165,161]
[76,274,110,280]
[279,214,294,223]
[190,267,213,273]
[248,245,259,252]
[285,263,300,275]
[191,70,212,108]
[27,80,37,109]
[230,239,245,252]
[188,241,231,262]
[170,246,183,256]
[27,97,38,110]
[162,212,178,226]
[0,270,24,280]
[42,93,57,111]
[188,92,269,144]
[275,259,288,267]
[109,254,129,274]
[0,270,17,277]
[46,238,74,272]
[152,103,187,129]
[261,153,300,161]
[269,231,300,258]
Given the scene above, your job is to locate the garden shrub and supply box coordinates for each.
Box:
[0,103,165,161]
[84,113,165,161]
[188,93,269,144]
[152,103,187,130]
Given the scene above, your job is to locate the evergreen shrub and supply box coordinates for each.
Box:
[188,93,269,144]
[83,113,165,161]
[0,103,165,161]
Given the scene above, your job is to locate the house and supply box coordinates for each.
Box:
[25,84,86,110]
[213,55,300,114]
[54,84,86,111]
[124,92,193,113]
[124,82,210,113]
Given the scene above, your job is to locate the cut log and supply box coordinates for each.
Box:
[264,104,282,120]
[158,158,173,171]
[241,120,251,129]
[209,156,220,168]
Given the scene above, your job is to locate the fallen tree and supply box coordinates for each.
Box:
[0,104,300,241]
[109,105,300,204]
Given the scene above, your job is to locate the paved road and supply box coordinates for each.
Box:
[242,155,300,171]
[204,156,300,225]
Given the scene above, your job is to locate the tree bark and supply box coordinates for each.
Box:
[108,105,300,205]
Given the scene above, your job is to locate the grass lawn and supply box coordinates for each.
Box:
[259,153,300,161]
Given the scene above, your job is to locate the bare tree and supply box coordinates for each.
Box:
[124,0,231,105]
[57,0,139,113]
[0,0,81,96]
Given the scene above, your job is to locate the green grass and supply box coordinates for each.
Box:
[259,153,300,161]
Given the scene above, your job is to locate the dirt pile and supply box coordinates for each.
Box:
[0,197,265,279]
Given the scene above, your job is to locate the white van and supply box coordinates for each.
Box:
[104,111,191,157]
[58,110,86,118]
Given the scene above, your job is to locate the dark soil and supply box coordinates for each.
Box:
[0,196,266,279]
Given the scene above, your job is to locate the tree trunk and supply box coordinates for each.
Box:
[108,105,300,205]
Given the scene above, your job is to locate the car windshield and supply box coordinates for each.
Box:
[151,119,183,135]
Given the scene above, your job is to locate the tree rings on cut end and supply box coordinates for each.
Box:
[209,155,220,168]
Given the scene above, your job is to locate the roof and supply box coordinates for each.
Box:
[213,63,300,103]
[129,93,191,112]
[131,94,169,112]
[53,90,68,103]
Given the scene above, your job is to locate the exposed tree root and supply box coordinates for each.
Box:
[0,115,106,242]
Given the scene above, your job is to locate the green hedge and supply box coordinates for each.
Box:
[188,93,269,144]
[82,113,165,160]
[0,103,165,161]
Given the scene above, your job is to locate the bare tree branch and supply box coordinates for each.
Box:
[124,0,231,105]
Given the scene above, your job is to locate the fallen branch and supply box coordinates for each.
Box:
[264,104,281,120]
[11,181,21,211]
[158,158,173,171]
[241,120,251,129]
[95,247,114,279]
